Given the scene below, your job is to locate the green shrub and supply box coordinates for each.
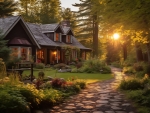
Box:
[76,62,83,69]
[40,89,62,106]
[71,68,78,73]
[6,57,21,69]
[0,86,30,113]
[77,66,85,73]
[35,63,45,69]
[127,89,150,108]
[75,81,86,89]
[17,84,44,108]
[80,58,111,73]
[66,84,81,94]
[119,78,143,90]
[111,61,122,68]
[38,71,45,79]
[54,63,67,69]
[101,66,111,74]
[127,90,143,102]
[133,62,144,72]
[143,64,150,75]
[136,71,146,78]
[123,66,135,74]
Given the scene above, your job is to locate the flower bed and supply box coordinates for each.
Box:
[0,73,86,113]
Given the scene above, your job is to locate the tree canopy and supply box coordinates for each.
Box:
[0,0,18,17]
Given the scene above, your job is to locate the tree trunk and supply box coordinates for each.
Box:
[135,44,143,62]
[92,14,98,57]
[146,43,150,62]
[123,43,127,60]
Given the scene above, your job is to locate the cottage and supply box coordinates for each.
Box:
[0,16,91,64]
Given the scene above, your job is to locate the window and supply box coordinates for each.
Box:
[66,35,72,43]
[54,33,62,42]
[82,51,86,60]
[37,50,44,59]
[10,47,32,61]
[11,48,18,57]
[56,33,59,41]
[21,48,27,60]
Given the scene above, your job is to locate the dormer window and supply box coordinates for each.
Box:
[66,35,72,43]
[54,33,62,42]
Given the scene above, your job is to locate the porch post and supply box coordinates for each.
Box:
[56,49,58,63]
[27,48,30,61]
[85,51,87,60]
[35,49,37,63]
[18,47,21,58]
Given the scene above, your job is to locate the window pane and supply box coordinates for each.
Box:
[11,48,18,57]
[56,33,59,41]
[21,48,27,60]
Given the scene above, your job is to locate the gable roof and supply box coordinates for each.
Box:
[27,23,59,47]
[40,23,63,33]
[0,16,41,49]
[62,26,74,36]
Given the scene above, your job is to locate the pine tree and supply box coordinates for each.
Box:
[0,34,10,62]
[0,0,18,17]
[73,0,99,57]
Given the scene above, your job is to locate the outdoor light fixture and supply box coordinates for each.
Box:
[53,51,56,54]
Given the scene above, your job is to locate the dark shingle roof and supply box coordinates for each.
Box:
[0,16,19,35]
[67,36,91,50]
[0,16,41,48]
[0,16,90,50]
[62,27,70,34]
[27,23,58,47]
[40,23,59,33]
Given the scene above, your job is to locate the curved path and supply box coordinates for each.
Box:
[42,67,137,113]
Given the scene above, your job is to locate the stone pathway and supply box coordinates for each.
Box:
[40,67,137,113]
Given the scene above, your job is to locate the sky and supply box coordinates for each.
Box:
[60,0,81,11]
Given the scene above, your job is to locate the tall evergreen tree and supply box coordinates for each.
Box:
[73,0,100,57]
[0,34,10,62]
[0,0,18,17]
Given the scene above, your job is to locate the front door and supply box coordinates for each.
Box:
[49,50,56,64]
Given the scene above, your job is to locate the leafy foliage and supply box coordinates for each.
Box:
[35,63,45,69]
[18,0,61,23]
[0,86,30,113]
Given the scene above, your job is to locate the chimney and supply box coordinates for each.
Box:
[61,21,70,27]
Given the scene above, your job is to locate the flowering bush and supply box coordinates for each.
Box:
[51,78,67,88]
[35,63,45,69]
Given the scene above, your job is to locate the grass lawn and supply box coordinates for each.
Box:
[22,68,113,83]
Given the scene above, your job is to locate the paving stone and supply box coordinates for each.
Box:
[83,105,94,109]
[93,111,104,113]
[96,104,103,107]
[105,111,115,113]
[64,106,76,110]
[96,100,109,104]
[116,111,127,113]
[111,106,122,110]
[122,103,131,106]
